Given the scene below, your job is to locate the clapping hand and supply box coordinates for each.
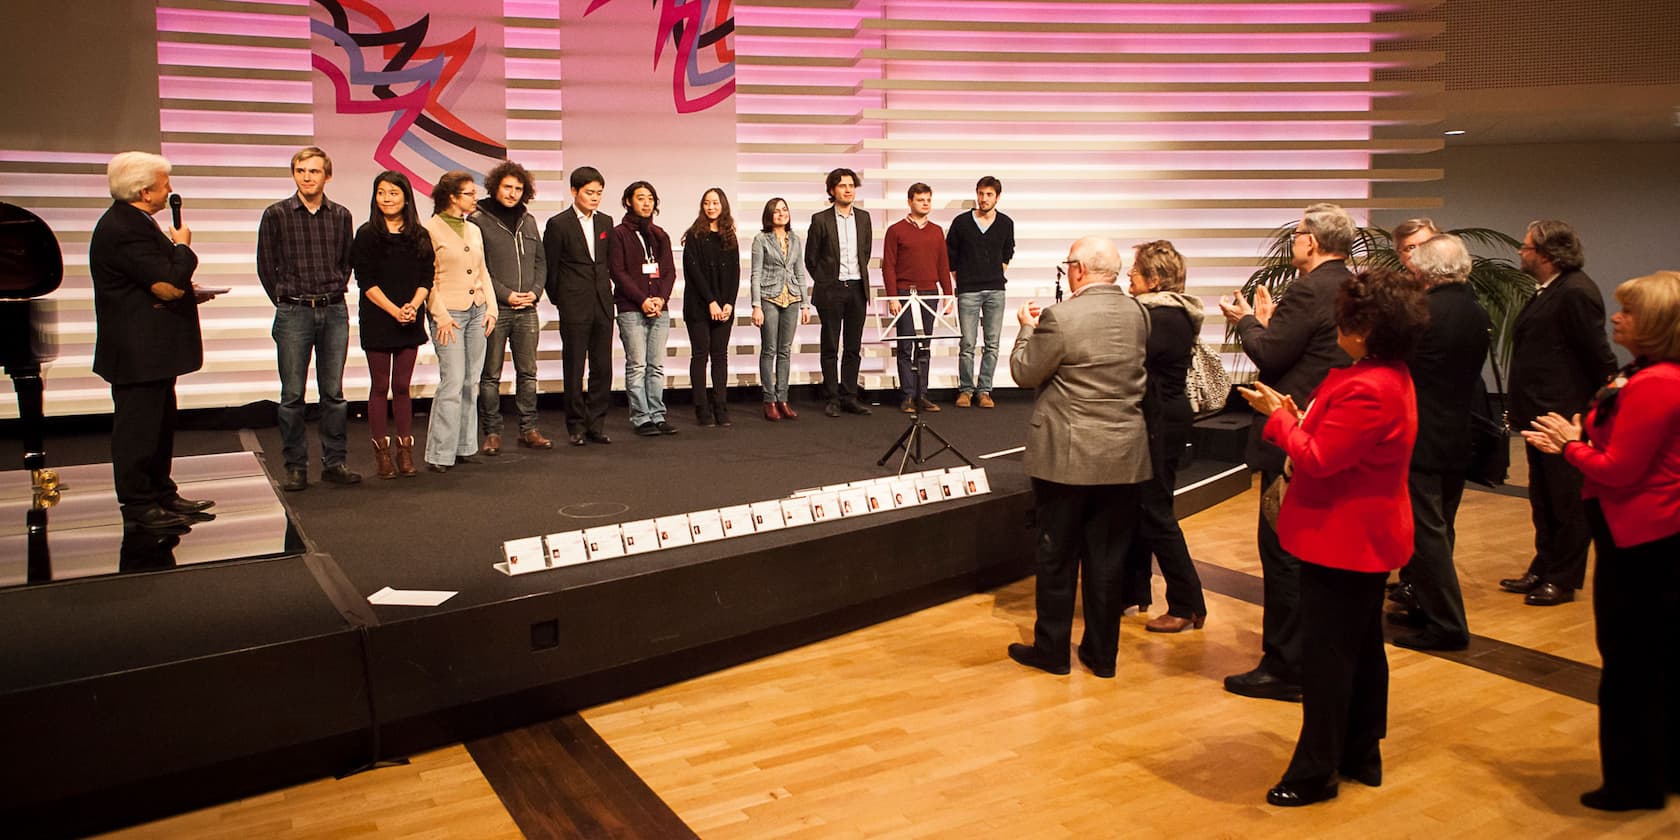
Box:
[1521,412,1584,455]
[1237,380,1300,420]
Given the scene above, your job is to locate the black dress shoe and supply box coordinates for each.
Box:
[1525,583,1574,606]
[824,401,842,418]
[656,420,679,435]
[1394,628,1470,651]
[321,463,362,484]
[455,455,478,465]
[1223,667,1302,702]
[281,468,308,492]
[570,432,587,446]
[1580,787,1665,811]
[1007,643,1070,676]
[128,506,191,534]
[839,399,872,415]
[635,422,661,437]
[1340,758,1382,787]
[1267,781,1338,807]
[585,430,612,444]
[1385,609,1427,628]
[1499,572,1542,594]
[1076,645,1115,679]
[160,495,215,514]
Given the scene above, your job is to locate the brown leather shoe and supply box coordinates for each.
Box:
[978,392,996,409]
[955,392,972,408]
[482,433,502,456]
[1146,613,1207,633]
[900,400,917,414]
[519,429,553,449]
[372,436,396,480]
[394,435,417,476]
[777,401,798,419]
[764,402,782,421]
[916,397,941,413]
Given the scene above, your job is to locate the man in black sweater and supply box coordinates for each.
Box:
[945,175,1015,408]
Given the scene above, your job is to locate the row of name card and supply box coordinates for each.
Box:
[496,466,990,576]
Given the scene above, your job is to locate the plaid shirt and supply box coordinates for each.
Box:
[256,193,354,300]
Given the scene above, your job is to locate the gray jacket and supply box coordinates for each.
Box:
[471,203,547,310]
[1010,283,1152,486]
[750,230,810,308]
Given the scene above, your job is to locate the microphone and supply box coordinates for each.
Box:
[169,194,183,229]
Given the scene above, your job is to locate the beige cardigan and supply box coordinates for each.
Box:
[422,214,492,323]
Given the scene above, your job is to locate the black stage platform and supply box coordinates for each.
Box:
[0,391,1250,835]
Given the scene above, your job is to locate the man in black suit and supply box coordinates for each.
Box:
[1500,220,1617,606]
[89,152,217,533]
[1218,201,1355,701]
[543,166,615,445]
[804,167,874,417]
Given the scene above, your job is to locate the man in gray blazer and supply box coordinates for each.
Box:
[1006,236,1153,679]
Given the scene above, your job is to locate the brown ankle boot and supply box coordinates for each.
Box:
[372,436,396,479]
[394,435,418,477]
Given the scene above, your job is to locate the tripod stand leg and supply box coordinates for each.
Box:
[918,423,976,467]
[877,416,920,467]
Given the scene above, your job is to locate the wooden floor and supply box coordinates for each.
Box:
[102,444,1679,838]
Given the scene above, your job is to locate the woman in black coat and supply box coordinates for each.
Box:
[349,171,432,477]
[681,188,741,426]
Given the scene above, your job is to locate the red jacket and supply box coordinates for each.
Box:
[1264,360,1417,573]
[1566,361,1680,547]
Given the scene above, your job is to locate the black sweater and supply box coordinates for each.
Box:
[945,210,1015,293]
[682,230,742,315]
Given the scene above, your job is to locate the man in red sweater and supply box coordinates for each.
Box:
[882,183,953,413]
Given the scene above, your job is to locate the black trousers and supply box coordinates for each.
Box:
[1401,470,1469,642]
[1587,500,1680,801]
[1028,478,1141,670]
[1120,429,1206,618]
[686,311,732,419]
[814,281,867,403]
[1524,445,1591,589]
[110,378,179,516]
[1283,562,1389,787]
[559,314,614,435]
[1257,468,1305,681]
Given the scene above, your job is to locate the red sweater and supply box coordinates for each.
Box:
[881,218,952,297]
[1566,360,1680,547]
[1264,360,1417,573]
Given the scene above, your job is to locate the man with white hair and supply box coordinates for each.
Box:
[1005,236,1152,679]
[89,151,217,533]
[1392,233,1490,650]
[1218,202,1356,701]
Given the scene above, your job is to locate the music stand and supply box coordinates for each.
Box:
[873,292,975,474]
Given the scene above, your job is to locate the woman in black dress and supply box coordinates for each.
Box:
[1120,240,1209,632]
[349,171,432,478]
[681,187,741,426]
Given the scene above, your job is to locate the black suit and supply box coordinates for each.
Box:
[804,205,872,403]
[543,209,615,435]
[1508,268,1617,590]
[89,201,202,516]
[1234,258,1353,682]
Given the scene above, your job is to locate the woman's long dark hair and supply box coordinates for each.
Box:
[682,187,736,248]
[368,171,429,258]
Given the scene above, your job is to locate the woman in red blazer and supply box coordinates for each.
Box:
[1524,270,1680,813]
[1240,268,1426,808]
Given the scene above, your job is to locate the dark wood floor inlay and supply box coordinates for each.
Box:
[467,714,697,840]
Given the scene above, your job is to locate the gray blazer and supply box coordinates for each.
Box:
[1010,283,1152,486]
[749,230,810,308]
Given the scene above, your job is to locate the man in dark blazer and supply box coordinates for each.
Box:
[1005,236,1152,679]
[1501,219,1617,606]
[1394,232,1491,650]
[1218,201,1355,701]
[543,166,615,446]
[90,152,216,533]
[804,167,873,417]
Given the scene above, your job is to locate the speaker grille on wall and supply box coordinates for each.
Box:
[1378,0,1680,89]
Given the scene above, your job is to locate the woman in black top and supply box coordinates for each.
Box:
[350,171,433,478]
[681,188,741,426]
[1121,240,1209,631]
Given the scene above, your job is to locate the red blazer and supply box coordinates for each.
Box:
[1264,359,1417,573]
[1566,361,1680,547]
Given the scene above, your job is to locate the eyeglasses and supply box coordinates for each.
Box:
[455,189,476,197]
[1061,259,1082,268]
[1291,230,1312,238]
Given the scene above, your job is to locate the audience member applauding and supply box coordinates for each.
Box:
[750,197,809,421]
[682,188,741,427]
[1522,270,1680,813]
[350,171,432,478]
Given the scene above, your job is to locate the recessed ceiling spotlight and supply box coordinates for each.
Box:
[1443,129,1467,136]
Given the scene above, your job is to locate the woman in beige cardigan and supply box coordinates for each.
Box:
[421,171,496,471]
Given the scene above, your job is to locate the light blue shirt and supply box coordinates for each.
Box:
[836,207,860,282]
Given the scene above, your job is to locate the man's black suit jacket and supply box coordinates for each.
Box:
[804,205,872,289]
[543,209,614,325]
[1507,268,1617,429]
[1235,259,1354,472]
[89,201,202,385]
[1410,282,1491,473]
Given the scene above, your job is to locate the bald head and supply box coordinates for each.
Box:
[1068,236,1121,292]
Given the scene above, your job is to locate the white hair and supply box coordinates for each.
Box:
[1411,233,1472,285]
[1301,202,1356,257]
[1069,236,1121,282]
[107,152,170,202]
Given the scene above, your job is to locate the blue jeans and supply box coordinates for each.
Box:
[616,309,670,426]
[479,306,541,435]
[426,304,487,465]
[895,302,935,402]
[957,289,1006,395]
[758,301,800,402]
[273,301,349,471]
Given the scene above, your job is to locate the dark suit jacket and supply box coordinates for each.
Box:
[542,208,614,325]
[1010,284,1152,486]
[803,205,872,289]
[1236,259,1354,472]
[1507,268,1617,428]
[89,201,202,385]
[1410,282,1491,472]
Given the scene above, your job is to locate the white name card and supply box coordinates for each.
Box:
[689,509,725,543]
[863,484,894,513]
[750,500,787,532]
[938,472,968,500]
[718,504,754,538]
[545,531,590,568]
[502,536,548,575]
[655,515,693,548]
[809,491,840,522]
[581,525,626,560]
[780,496,815,527]
[889,479,920,508]
[914,475,944,505]
[837,488,870,517]
[620,519,660,555]
[963,467,991,495]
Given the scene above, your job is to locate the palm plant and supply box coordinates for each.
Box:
[1234,223,1532,373]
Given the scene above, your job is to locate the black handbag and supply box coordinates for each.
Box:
[1466,350,1511,488]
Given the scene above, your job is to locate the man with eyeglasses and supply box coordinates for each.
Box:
[1217,202,1355,702]
[257,146,360,491]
